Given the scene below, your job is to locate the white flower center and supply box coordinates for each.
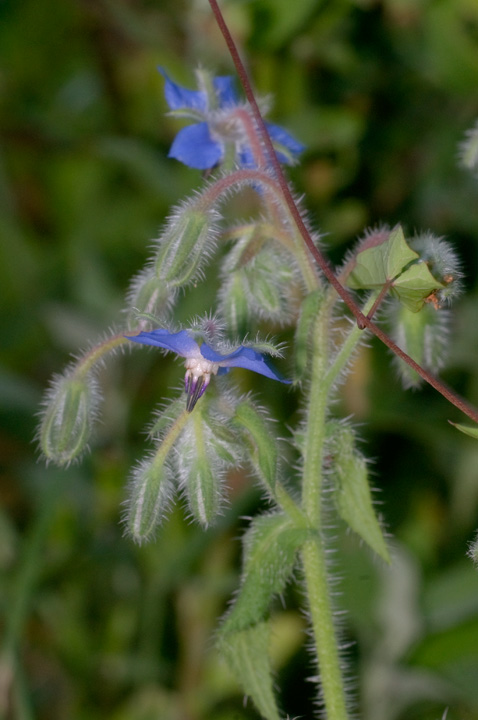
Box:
[184,357,219,384]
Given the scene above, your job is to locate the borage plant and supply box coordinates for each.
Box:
[38,2,478,718]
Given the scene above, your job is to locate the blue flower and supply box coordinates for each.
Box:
[159,67,305,170]
[125,328,289,411]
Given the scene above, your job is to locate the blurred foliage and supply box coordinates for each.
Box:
[1,0,478,718]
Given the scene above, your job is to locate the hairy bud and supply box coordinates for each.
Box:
[39,371,100,466]
[177,400,239,527]
[126,268,176,328]
[154,203,220,287]
[219,231,296,334]
[125,455,175,544]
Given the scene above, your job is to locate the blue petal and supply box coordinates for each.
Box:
[158,67,207,113]
[125,329,200,357]
[238,146,256,169]
[200,344,290,383]
[168,123,224,169]
[266,122,305,164]
[213,75,239,107]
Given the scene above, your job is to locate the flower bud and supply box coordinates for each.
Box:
[39,371,100,466]
[124,455,174,544]
[126,268,176,328]
[154,204,219,287]
[177,400,239,527]
[219,233,296,334]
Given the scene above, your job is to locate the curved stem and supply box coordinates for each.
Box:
[199,169,319,291]
[75,333,128,377]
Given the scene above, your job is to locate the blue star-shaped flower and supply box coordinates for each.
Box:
[159,68,305,170]
[125,328,289,411]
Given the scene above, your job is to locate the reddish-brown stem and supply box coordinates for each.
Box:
[358,281,392,328]
[207,0,478,425]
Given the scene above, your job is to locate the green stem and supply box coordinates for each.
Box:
[300,301,349,719]
[275,482,308,528]
[301,303,329,518]
[152,409,189,471]
[75,333,128,378]
[323,291,379,392]
[302,540,348,720]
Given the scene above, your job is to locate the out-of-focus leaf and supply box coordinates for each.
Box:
[449,422,478,440]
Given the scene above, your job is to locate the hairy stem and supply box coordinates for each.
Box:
[302,540,349,720]
[75,333,128,378]
[299,298,349,717]
[324,291,379,392]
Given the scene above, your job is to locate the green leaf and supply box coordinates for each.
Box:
[347,225,444,312]
[449,422,478,440]
[223,514,310,634]
[217,622,282,720]
[217,514,310,720]
[390,261,445,312]
[347,225,418,290]
[233,401,278,494]
[328,423,390,562]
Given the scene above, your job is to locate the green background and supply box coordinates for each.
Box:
[1,0,478,718]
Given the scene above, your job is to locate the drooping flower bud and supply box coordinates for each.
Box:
[125,455,175,544]
[125,268,176,329]
[124,400,187,543]
[39,371,100,466]
[177,398,240,527]
[154,203,220,287]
